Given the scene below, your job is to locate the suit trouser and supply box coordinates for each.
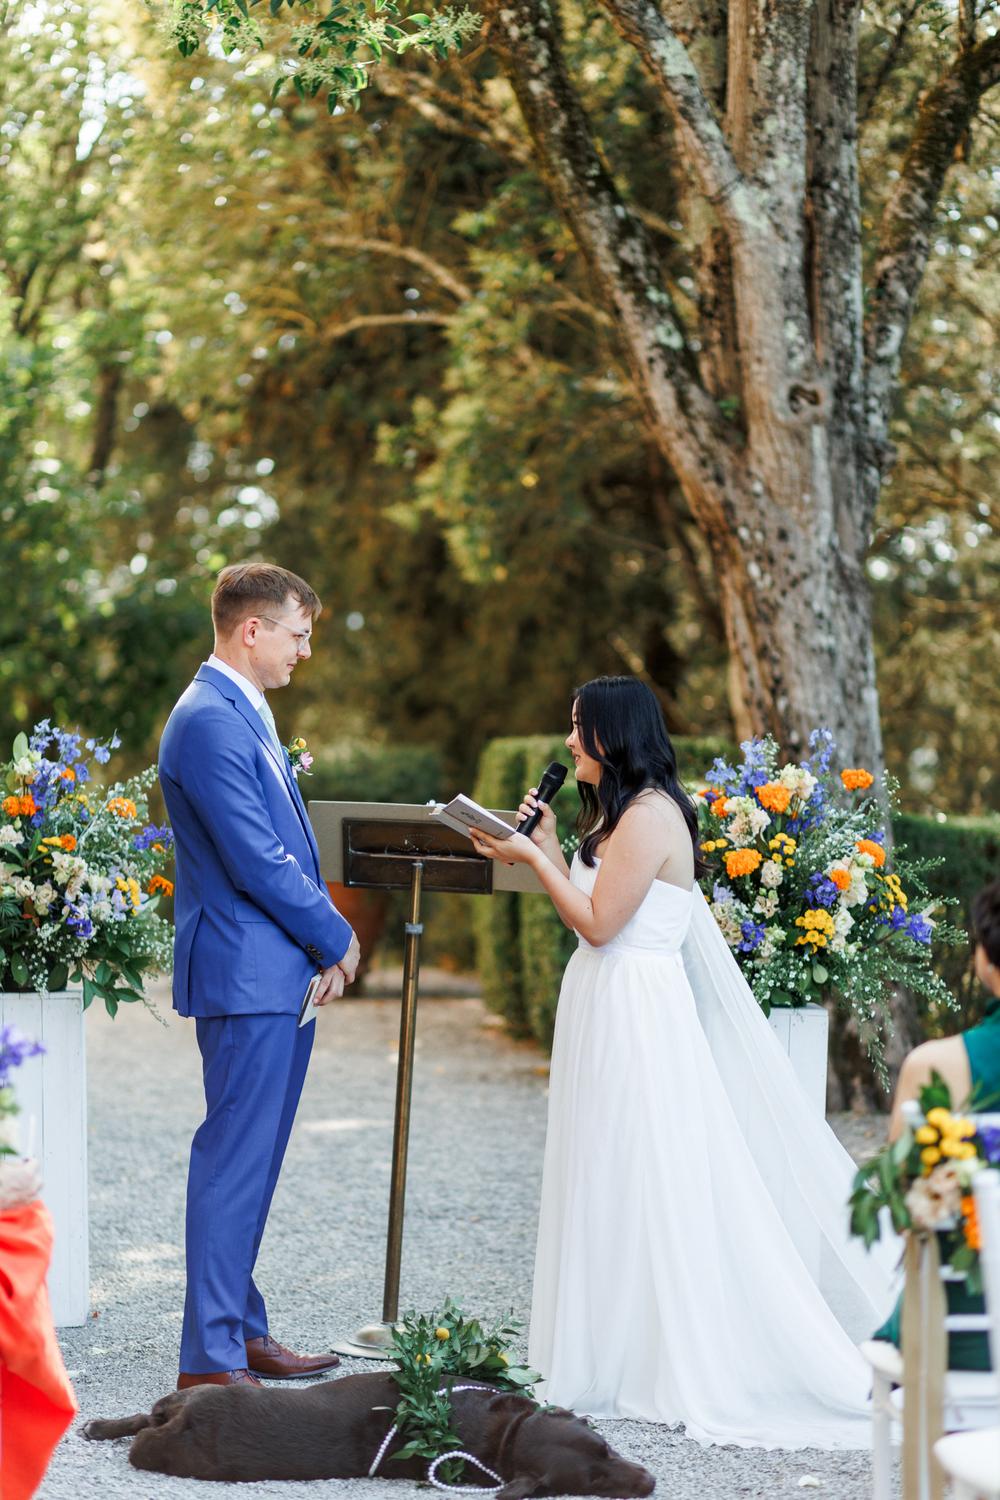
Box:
[179,1012,314,1372]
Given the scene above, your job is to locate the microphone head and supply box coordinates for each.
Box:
[538,761,568,794]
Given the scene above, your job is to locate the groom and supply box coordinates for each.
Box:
[159,563,360,1388]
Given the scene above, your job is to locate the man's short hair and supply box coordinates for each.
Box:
[972,880,1000,970]
[211,564,322,639]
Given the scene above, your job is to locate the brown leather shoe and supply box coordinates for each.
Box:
[177,1368,262,1389]
[245,1334,340,1380]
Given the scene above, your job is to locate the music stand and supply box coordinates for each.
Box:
[309,800,543,1358]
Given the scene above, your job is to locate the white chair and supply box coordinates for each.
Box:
[863,1117,1000,1500]
[934,1167,1000,1498]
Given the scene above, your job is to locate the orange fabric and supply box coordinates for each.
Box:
[0,1200,78,1500]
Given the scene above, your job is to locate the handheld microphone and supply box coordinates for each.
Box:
[516,761,568,839]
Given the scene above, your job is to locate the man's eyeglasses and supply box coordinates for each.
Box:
[258,615,312,646]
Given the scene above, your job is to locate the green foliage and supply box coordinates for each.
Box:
[388,1298,539,1482]
[165,0,480,112]
[305,742,442,805]
[894,813,1000,1032]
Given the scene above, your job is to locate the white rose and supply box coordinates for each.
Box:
[845,873,870,908]
[0,825,22,848]
[760,859,784,889]
[834,906,854,936]
[754,890,780,918]
[11,876,34,900]
[32,881,56,914]
[749,805,771,837]
[777,765,817,800]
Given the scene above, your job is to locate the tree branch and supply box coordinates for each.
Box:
[317,311,455,342]
[596,0,759,249]
[319,234,472,301]
[864,31,1000,501]
[484,0,732,515]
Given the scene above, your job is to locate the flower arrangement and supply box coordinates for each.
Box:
[697,730,960,1080]
[0,723,174,1016]
[388,1298,539,1482]
[849,1073,1000,1288]
[285,736,313,777]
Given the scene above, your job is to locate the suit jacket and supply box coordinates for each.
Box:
[158,663,353,1018]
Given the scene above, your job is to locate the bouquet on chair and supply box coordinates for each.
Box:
[849,1073,1000,1290]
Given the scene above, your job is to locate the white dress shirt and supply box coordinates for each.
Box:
[207,654,265,712]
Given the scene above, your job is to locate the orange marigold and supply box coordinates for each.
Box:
[20,795,37,816]
[107,797,137,819]
[829,868,851,891]
[711,796,730,818]
[756,782,791,814]
[841,768,874,792]
[2,795,19,817]
[855,838,886,867]
[724,848,763,879]
[961,1195,981,1252]
[60,767,76,782]
[59,833,77,851]
[148,875,174,898]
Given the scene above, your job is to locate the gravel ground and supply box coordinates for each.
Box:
[40,980,899,1500]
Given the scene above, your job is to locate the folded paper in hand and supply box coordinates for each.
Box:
[429,794,516,841]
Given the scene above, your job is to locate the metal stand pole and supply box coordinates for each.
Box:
[332,861,424,1358]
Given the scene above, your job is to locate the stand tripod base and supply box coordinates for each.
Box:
[330,1320,399,1361]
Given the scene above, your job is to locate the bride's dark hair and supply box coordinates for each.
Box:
[574,675,704,874]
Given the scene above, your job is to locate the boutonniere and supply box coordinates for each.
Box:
[286,737,314,778]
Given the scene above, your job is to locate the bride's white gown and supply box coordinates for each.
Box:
[528,855,898,1449]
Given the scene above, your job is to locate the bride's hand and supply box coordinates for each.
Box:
[469,827,539,866]
[517,787,557,846]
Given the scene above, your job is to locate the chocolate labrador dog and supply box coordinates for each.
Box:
[83,1371,655,1497]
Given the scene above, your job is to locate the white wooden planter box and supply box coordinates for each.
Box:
[767,1002,829,1115]
[0,989,89,1326]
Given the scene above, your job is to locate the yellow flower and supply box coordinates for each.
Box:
[434,1327,450,1341]
[915,1125,939,1145]
[926,1107,953,1131]
[921,1147,942,1169]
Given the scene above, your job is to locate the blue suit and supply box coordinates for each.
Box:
[159,663,353,1372]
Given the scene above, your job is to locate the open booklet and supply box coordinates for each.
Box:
[429,794,517,841]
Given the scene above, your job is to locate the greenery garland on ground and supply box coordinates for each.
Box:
[388,1299,540,1483]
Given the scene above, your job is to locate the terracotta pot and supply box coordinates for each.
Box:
[325,882,391,984]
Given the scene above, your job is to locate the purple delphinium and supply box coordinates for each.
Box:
[907,913,933,945]
[738,919,766,953]
[712,882,734,905]
[805,726,836,778]
[888,905,909,932]
[0,1024,45,1086]
[707,757,739,794]
[807,872,840,909]
[133,824,173,853]
[738,738,770,793]
[64,902,94,940]
[977,1126,1000,1166]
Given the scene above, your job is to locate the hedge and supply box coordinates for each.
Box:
[472,737,1000,1052]
[472,734,738,1046]
[894,812,1000,1031]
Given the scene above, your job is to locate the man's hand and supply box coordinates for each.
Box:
[312,964,346,1007]
[337,932,361,985]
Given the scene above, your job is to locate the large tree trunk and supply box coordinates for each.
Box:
[481,0,998,1097]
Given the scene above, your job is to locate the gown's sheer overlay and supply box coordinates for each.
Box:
[527,855,898,1449]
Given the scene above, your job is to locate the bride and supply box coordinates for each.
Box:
[469,675,897,1449]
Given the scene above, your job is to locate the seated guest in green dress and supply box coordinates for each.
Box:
[875,878,1000,1370]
